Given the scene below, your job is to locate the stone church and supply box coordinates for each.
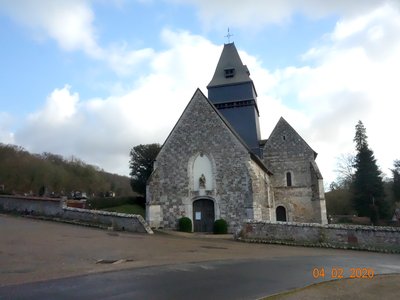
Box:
[146,42,327,232]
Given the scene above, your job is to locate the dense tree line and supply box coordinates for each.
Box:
[326,121,398,224]
[0,143,134,197]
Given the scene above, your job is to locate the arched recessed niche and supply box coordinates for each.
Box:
[193,154,213,191]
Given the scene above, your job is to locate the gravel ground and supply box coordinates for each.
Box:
[265,274,400,300]
[1,213,399,299]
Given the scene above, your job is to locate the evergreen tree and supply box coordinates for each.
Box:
[392,160,400,201]
[129,143,161,196]
[354,121,368,151]
[351,121,386,222]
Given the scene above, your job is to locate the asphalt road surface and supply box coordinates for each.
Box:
[1,254,400,299]
[1,214,399,299]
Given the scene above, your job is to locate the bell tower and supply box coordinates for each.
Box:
[207,43,261,156]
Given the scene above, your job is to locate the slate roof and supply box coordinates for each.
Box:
[199,89,271,174]
[207,43,255,90]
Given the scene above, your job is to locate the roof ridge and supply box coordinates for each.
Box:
[202,91,272,175]
[157,88,272,175]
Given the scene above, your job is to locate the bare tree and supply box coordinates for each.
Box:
[334,153,355,189]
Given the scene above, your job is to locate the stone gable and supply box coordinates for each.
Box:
[264,117,316,163]
[147,89,271,230]
[263,117,327,224]
[264,117,316,187]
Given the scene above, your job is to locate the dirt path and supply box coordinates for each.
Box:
[266,274,400,300]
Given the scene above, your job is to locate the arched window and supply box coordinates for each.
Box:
[286,172,292,187]
[276,206,287,222]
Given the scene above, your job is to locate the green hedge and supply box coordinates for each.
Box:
[86,196,144,210]
[178,217,192,232]
[103,204,145,218]
[213,219,228,234]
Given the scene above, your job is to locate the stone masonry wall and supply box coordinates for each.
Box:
[248,160,274,221]
[0,195,62,216]
[147,90,261,232]
[62,207,152,233]
[264,117,326,223]
[0,195,153,234]
[239,221,400,253]
[273,187,315,222]
[310,162,328,224]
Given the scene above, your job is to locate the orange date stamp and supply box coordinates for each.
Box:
[312,267,375,279]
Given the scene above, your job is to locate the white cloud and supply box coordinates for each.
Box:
[0,0,155,76]
[28,86,80,124]
[156,2,400,185]
[0,0,101,56]
[269,3,400,183]
[13,30,221,175]
[0,112,14,144]
[170,0,399,29]
[3,2,400,187]
[107,46,155,75]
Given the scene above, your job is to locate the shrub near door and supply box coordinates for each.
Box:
[213,219,228,234]
[178,217,192,232]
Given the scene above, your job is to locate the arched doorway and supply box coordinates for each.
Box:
[193,199,215,232]
[276,206,287,222]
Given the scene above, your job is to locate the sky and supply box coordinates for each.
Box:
[0,0,399,188]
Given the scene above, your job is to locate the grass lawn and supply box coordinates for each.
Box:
[103,204,145,218]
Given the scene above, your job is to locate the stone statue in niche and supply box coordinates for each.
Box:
[199,174,206,189]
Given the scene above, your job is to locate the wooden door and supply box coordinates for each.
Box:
[193,199,215,232]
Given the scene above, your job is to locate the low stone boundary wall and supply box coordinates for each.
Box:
[62,207,153,233]
[237,221,400,253]
[0,195,61,216]
[0,195,153,234]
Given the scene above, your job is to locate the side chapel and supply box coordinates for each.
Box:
[146,42,327,232]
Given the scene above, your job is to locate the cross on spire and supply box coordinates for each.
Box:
[225,28,234,43]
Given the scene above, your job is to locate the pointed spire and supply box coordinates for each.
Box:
[207,43,252,88]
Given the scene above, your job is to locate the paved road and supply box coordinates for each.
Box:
[1,254,400,299]
[1,214,399,299]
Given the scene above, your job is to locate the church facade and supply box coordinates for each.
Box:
[146,43,327,232]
